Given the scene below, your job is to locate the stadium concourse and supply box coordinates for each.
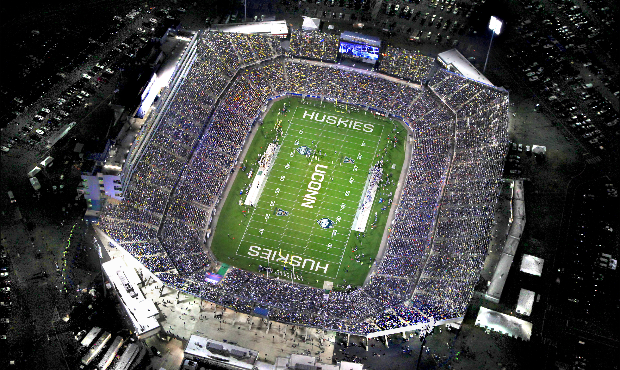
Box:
[96,29,509,338]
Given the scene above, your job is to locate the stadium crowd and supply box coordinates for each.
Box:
[378,45,435,83]
[289,30,340,62]
[97,31,509,336]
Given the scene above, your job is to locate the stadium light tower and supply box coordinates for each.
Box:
[483,16,503,73]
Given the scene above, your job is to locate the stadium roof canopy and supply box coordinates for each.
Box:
[485,253,513,303]
[437,49,494,86]
[340,31,382,47]
[211,21,288,38]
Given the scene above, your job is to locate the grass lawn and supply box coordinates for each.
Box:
[210,97,408,289]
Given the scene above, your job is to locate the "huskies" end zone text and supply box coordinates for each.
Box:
[247,245,329,274]
[302,110,374,133]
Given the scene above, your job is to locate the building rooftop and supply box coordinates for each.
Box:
[211,21,288,37]
[475,306,532,341]
[520,254,544,276]
[516,288,535,316]
[102,258,160,337]
[185,335,259,369]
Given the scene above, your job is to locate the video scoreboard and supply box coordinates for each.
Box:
[339,42,380,64]
[339,31,382,65]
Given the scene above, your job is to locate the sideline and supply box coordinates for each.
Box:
[205,98,285,253]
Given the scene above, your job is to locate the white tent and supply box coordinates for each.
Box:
[475,307,532,341]
[520,254,544,276]
[516,289,535,316]
[302,17,321,31]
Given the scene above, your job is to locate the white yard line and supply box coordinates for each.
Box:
[274,104,317,262]
[238,100,394,282]
[237,202,258,256]
[237,104,296,257]
[301,114,330,256]
[290,118,379,151]
[253,204,353,223]
[243,227,343,258]
[310,107,355,277]
[335,113,387,281]
[241,254,336,279]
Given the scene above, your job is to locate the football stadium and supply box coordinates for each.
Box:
[210,97,408,288]
[98,29,509,337]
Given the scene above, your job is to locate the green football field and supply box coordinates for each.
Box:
[210,97,407,288]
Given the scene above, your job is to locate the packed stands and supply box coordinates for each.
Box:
[97,30,509,337]
[378,45,435,83]
[289,30,340,62]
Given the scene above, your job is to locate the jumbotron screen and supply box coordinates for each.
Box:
[339,41,379,64]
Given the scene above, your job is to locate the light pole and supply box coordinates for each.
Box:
[483,16,503,73]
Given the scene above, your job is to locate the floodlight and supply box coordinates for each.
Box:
[484,16,503,73]
[489,16,503,35]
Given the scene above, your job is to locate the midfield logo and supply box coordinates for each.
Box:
[276,208,289,216]
[301,164,328,209]
[296,146,313,156]
[317,218,335,229]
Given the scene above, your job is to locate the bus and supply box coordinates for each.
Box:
[113,343,140,370]
[82,331,111,365]
[81,327,102,347]
[97,336,124,370]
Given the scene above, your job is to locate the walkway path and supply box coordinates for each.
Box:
[141,280,336,364]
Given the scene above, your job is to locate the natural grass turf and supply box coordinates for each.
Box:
[210,97,407,289]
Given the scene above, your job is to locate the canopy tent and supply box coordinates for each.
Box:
[302,17,321,31]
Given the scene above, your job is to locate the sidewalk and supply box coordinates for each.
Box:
[141,280,335,364]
